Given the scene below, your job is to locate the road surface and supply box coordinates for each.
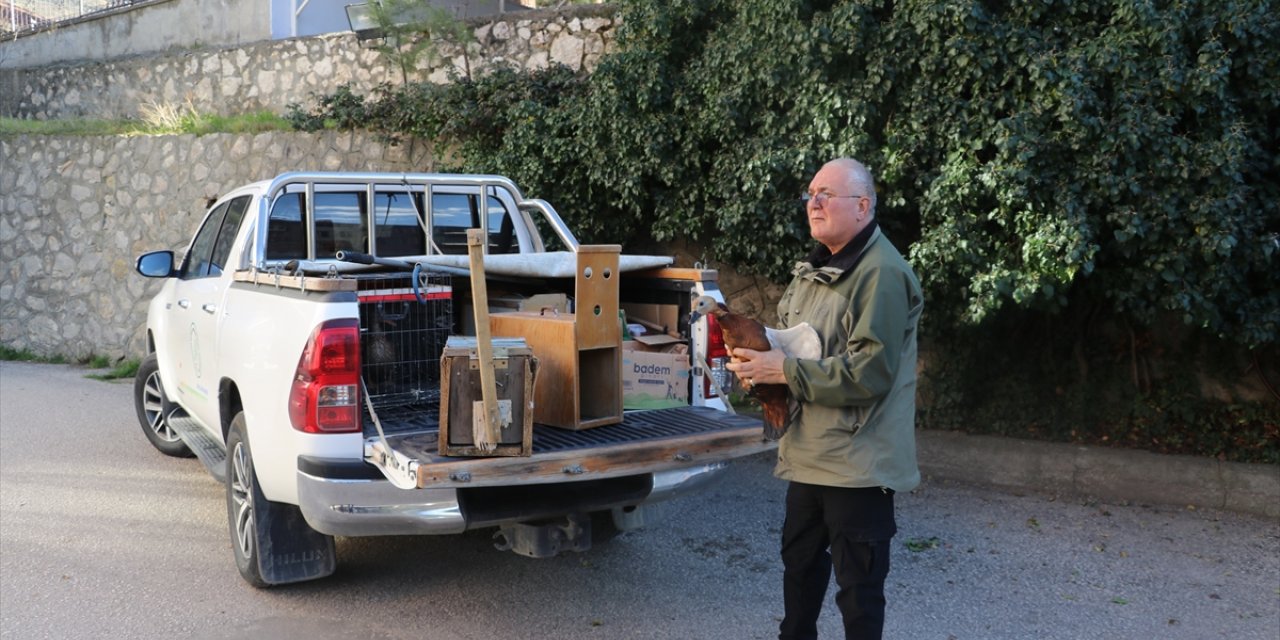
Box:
[1,361,1277,639]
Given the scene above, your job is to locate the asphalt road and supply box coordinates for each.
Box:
[1,361,1277,640]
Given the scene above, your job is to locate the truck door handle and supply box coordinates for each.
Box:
[177,299,190,309]
[201,303,217,314]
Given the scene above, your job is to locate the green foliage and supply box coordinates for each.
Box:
[0,345,66,363]
[290,1,1280,457]
[85,358,140,381]
[0,110,289,137]
[904,536,941,552]
[368,0,476,83]
[0,347,139,380]
[0,117,131,136]
[293,0,1278,349]
[285,84,371,132]
[918,309,1280,464]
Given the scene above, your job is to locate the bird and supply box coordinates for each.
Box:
[690,296,821,440]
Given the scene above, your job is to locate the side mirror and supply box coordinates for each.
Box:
[136,251,175,278]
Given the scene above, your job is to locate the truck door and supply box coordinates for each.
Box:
[167,195,251,433]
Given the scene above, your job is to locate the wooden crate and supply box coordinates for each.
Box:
[489,245,623,430]
[438,340,535,457]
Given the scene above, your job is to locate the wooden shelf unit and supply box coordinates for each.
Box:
[490,245,623,430]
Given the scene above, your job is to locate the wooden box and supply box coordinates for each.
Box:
[439,338,535,457]
[489,245,623,430]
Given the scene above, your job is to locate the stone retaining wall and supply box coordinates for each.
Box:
[2,5,617,120]
[0,127,780,361]
[0,1,790,362]
[0,131,432,359]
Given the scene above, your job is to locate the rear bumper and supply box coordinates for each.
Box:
[296,459,731,537]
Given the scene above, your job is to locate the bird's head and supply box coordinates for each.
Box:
[689,295,726,325]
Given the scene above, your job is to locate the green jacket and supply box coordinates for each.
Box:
[776,226,924,492]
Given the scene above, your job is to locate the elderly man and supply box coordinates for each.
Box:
[727,157,924,640]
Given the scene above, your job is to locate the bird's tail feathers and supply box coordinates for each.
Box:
[762,403,789,441]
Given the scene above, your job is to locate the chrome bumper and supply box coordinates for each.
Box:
[297,470,466,536]
[296,462,730,537]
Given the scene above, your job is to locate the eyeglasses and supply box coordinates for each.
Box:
[801,192,864,208]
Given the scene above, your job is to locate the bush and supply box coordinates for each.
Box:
[290,0,1280,460]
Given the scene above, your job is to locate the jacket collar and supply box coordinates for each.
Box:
[793,220,880,283]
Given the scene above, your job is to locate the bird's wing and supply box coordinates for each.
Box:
[766,322,822,360]
[722,315,771,352]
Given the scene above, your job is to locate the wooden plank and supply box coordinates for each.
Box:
[573,347,621,429]
[232,269,356,291]
[412,426,774,488]
[574,245,621,349]
[491,313,578,428]
[626,267,718,282]
[466,229,502,454]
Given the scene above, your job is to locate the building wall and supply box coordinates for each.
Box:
[267,0,539,40]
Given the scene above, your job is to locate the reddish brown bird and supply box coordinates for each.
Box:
[690,295,792,440]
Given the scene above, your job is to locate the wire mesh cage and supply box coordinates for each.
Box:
[357,272,453,431]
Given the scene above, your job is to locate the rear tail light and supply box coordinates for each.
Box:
[703,313,730,398]
[289,318,361,433]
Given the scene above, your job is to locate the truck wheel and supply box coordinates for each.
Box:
[226,413,272,588]
[133,353,192,458]
[226,412,336,587]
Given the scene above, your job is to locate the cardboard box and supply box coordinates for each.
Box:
[622,340,691,410]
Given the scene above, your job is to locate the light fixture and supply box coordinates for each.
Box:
[344,2,383,41]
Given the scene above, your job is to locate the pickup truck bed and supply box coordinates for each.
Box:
[369,405,771,489]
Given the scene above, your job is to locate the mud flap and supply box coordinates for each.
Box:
[254,498,336,585]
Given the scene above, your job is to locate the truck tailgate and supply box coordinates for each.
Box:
[366,406,773,489]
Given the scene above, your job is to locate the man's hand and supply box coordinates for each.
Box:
[726,347,787,387]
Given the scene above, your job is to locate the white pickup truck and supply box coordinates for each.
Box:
[132,172,768,587]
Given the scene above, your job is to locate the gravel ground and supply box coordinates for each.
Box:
[1,361,1277,640]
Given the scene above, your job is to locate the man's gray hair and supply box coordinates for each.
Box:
[828,157,878,215]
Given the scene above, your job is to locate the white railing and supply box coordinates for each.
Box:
[3,0,141,37]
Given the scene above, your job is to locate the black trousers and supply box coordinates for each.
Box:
[779,482,896,640]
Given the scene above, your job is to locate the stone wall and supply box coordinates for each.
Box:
[2,5,618,120]
[0,131,432,359]
[0,1,787,361]
[0,128,780,361]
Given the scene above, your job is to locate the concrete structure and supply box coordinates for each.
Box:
[917,430,1280,519]
[0,0,270,70]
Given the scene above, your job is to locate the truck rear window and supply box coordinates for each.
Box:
[265,192,305,260]
[314,192,367,258]
[264,187,520,261]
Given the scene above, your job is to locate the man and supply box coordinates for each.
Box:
[727,157,923,640]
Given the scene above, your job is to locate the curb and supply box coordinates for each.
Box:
[916,429,1280,519]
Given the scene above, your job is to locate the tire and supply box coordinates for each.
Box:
[133,353,193,458]
[225,412,336,587]
[226,413,272,588]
